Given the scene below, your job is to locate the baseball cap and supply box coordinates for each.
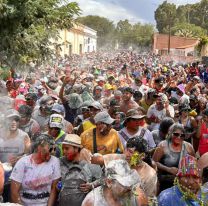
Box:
[89,101,103,111]
[94,111,115,125]
[52,104,65,114]
[5,109,21,120]
[49,114,63,129]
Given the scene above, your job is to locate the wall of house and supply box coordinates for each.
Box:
[54,24,97,57]
[83,27,97,53]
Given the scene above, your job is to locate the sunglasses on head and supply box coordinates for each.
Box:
[173,132,185,138]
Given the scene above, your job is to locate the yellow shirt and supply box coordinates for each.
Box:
[81,128,124,155]
[140,98,152,112]
[82,120,96,132]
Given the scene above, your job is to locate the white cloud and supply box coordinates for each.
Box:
[163,0,200,6]
[76,0,146,24]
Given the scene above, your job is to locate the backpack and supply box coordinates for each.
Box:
[59,159,88,206]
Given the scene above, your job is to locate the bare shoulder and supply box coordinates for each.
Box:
[157,140,167,149]
[184,141,194,150]
[184,141,195,155]
[81,192,94,206]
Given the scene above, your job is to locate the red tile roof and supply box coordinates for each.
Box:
[153,33,199,50]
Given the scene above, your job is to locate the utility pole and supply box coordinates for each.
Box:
[168,17,171,55]
[167,0,171,55]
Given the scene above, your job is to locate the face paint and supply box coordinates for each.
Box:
[127,120,138,128]
[137,119,145,127]
[67,151,76,161]
[37,146,51,163]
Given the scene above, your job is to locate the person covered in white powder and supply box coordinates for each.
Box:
[10,134,61,206]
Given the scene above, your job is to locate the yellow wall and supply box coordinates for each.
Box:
[55,24,96,56]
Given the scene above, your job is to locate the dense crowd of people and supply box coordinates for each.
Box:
[0,50,208,205]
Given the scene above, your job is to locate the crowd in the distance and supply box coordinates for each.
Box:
[0,51,208,206]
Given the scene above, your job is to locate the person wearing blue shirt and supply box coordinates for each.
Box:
[158,155,202,206]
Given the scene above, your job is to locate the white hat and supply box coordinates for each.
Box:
[94,111,115,125]
[5,109,20,119]
[62,134,82,148]
[96,76,105,82]
[106,159,140,187]
[49,114,63,129]
[89,101,103,111]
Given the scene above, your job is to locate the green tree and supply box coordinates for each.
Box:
[77,15,115,48]
[0,0,80,68]
[171,23,207,38]
[155,1,177,33]
[115,20,154,49]
[132,23,154,47]
[116,19,133,47]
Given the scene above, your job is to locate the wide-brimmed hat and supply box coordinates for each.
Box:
[94,111,115,125]
[125,109,146,120]
[177,155,200,178]
[62,134,82,148]
[106,159,140,187]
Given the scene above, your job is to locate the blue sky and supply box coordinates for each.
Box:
[75,0,200,24]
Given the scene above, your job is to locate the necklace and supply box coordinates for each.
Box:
[174,177,206,206]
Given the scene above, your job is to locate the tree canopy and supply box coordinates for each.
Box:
[0,0,80,68]
[77,16,154,50]
[155,0,208,36]
[77,15,115,48]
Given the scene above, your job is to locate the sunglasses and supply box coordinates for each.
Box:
[82,108,90,112]
[173,132,185,138]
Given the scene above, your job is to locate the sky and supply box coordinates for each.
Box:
[75,0,201,24]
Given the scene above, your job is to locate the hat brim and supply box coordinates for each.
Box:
[6,114,21,119]
[125,114,146,120]
[95,117,115,125]
[62,141,83,148]
[52,109,62,114]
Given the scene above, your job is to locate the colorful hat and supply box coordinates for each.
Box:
[177,155,200,178]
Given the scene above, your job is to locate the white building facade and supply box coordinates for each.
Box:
[55,24,97,57]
